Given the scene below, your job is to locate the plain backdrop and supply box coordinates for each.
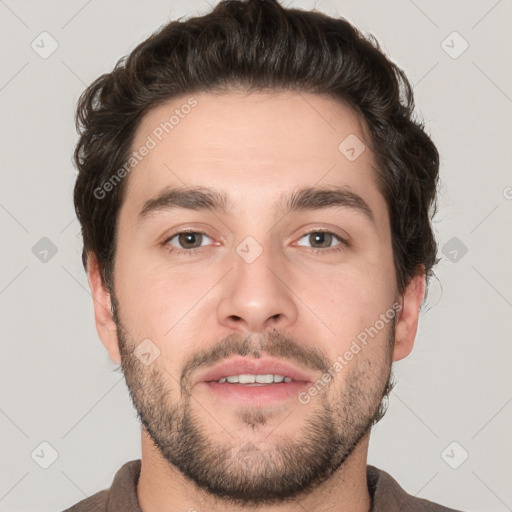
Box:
[0,1,511,511]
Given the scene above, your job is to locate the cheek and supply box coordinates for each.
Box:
[116,254,217,356]
[305,266,392,330]
[114,249,174,338]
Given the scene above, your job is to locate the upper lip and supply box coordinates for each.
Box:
[196,356,314,384]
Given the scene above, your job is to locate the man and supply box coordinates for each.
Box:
[64,0,462,510]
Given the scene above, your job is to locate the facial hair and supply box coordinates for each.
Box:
[110,291,396,507]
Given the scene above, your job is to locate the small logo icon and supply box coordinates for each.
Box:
[441,31,469,59]
[31,31,59,59]
[441,441,469,469]
[442,236,468,263]
[134,338,160,365]
[338,134,366,161]
[31,441,59,469]
[236,236,263,264]
[32,237,58,263]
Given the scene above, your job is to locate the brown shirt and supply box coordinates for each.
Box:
[62,459,463,512]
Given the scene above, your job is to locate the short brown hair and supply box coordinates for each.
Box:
[73,0,440,296]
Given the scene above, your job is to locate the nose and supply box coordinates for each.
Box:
[216,241,298,334]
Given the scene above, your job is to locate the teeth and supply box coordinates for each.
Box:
[216,374,293,384]
[255,374,273,383]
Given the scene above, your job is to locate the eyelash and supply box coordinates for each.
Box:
[162,229,347,257]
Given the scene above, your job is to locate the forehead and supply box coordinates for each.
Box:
[120,90,385,223]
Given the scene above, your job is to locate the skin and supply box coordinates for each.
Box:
[87,90,425,512]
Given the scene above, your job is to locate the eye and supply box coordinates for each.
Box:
[164,230,214,255]
[162,229,347,257]
[295,230,347,254]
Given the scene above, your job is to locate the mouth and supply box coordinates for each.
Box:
[197,356,314,385]
[196,357,313,405]
[214,374,294,384]
[202,378,310,405]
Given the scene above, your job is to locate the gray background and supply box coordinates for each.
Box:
[1,1,511,511]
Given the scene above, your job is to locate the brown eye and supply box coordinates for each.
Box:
[296,231,344,251]
[165,231,213,251]
[309,232,334,248]
[178,232,203,249]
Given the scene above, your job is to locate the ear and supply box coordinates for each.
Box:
[392,266,426,362]
[86,252,121,364]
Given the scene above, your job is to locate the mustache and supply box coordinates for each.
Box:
[180,330,330,390]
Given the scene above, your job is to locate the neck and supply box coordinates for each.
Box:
[137,429,372,512]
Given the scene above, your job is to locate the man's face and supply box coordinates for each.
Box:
[108,91,401,505]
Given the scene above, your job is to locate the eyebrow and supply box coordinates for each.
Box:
[137,185,375,226]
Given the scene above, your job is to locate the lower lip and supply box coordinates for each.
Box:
[202,381,310,405]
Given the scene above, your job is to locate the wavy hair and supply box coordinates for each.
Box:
[73,0,440,297]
